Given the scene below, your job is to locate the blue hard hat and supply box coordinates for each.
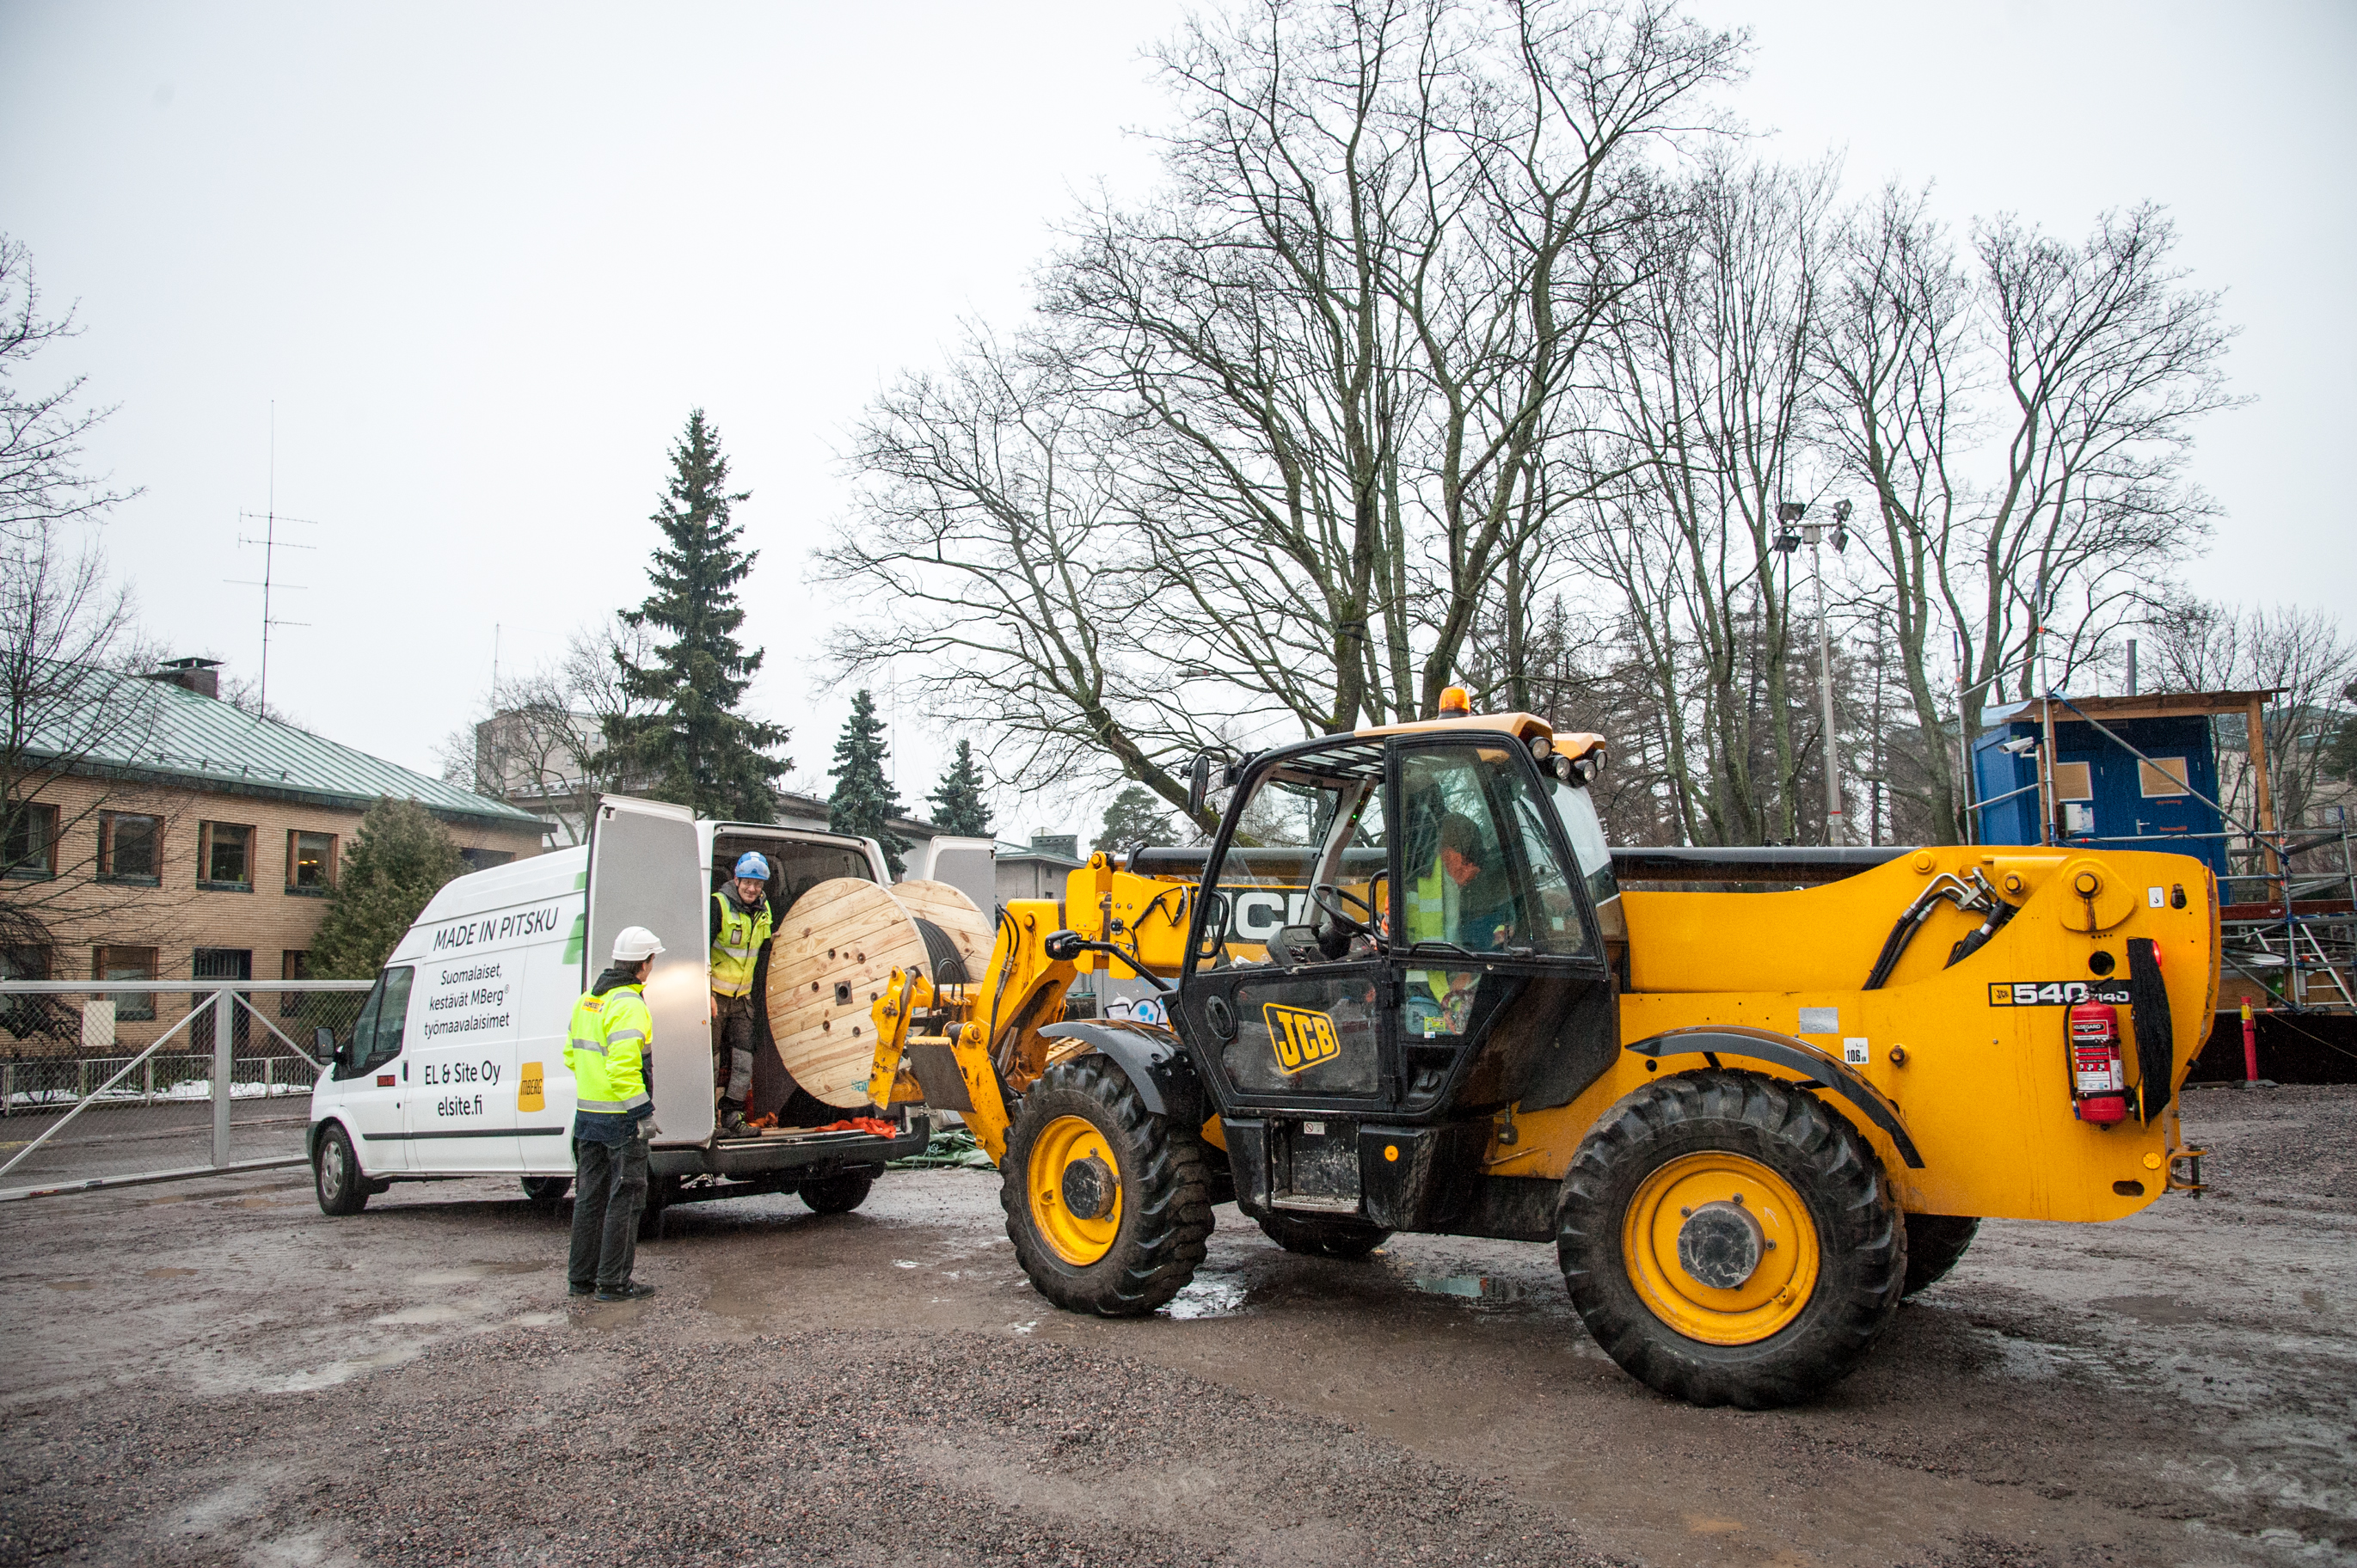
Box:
[733,852,770,880]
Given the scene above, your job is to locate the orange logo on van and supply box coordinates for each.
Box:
[519,1062,545,1112]
[1264,1004,1341,1075]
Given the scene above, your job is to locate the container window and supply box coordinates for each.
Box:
[2137,757,2192,799]
[2051,762,2093,802]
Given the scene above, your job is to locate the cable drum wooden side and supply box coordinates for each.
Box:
[764,878,997,1108]
[767,879,928,1108]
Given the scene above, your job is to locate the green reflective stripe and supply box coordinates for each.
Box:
[575,1092,650,1113]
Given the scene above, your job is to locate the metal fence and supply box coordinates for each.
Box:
[0,980,374,1199]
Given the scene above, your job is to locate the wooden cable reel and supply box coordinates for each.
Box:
[765,878,993,1107]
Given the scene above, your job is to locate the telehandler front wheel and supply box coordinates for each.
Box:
[1556,1070,1906,1410]
[1002,1055,1213,1316]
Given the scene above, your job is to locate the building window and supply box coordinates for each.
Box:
[94,946,157,1022]
[0,946,52,1040]
[198,822,253,889]
[3,803,58,879]
[286,830,336,894]
[2051,763,2093,803]
[98,812,162,883]
[281,950,310,1016]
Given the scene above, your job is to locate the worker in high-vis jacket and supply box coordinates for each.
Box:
[565,926,664,1302]
[709,852,774,1138]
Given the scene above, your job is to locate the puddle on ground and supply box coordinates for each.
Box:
[142,1267,201,1280]
[1410,1274,1545,1305]
[509,1311,562,1328]
[371,1302,470,1326]
[263,1343,422,1393]
[411,1261,547,1286]
[1162,1274,1250,1320]
[44,1279,95,1291]
[2090,1293,2204,1326]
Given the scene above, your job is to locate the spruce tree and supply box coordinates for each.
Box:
[611,409,789,820]
[310,799,465,977]
[827,689,908,876]
[926,739,994,837]
[1092,784,1177,854]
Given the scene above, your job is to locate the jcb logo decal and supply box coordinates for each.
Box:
[1988,981,2131,1008]
[1265,1003,1341,1074]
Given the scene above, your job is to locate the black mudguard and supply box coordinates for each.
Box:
[1624,1026,1926,1169]
[1037,1020,1205,1127]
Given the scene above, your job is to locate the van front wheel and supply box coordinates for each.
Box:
[315,1125,369,1216]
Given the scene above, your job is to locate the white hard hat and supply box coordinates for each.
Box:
[611,926,666,963]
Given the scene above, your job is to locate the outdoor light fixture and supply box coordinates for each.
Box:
[1831,498,1852,553]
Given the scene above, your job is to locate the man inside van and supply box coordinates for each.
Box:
[566,926,665,1302]
[709,851,774,1138]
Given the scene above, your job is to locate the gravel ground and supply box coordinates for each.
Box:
[1,1083,2353,1567]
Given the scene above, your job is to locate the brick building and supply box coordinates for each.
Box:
[2,659,546,1055]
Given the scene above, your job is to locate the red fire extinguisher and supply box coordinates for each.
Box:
[2069,1000,2129,1124]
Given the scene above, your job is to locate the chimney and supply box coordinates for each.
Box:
[147,657,224,699]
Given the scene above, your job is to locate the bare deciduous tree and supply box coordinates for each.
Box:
[1821,197,2237,839]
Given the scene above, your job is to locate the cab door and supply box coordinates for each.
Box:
[586,795,711,1145]
[329,967,414,1174]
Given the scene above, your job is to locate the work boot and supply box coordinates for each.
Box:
[595,1281,659,1302]
[718,1101,754,1138]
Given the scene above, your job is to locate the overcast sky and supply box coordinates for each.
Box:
[3,0,2350,840]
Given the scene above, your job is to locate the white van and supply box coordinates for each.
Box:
[306,796,936,1224]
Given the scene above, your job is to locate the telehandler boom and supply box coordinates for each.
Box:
[860,702,2217,1407]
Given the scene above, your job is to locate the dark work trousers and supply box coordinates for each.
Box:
[713,992,755,1105]
[568,1131,649,1292]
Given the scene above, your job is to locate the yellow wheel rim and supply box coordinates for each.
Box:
[1622,1151,1820,1344]
[1028,1114,1123,1266]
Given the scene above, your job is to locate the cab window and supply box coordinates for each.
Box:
[1201,745,1388,966]
[1397,745,1585,959]
[356,966,415,1074]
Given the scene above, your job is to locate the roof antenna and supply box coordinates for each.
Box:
[230,401,321,720]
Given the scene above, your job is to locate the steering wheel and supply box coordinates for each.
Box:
[1310,883,1377,959]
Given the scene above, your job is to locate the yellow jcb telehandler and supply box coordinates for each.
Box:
[860,699,2218,1407]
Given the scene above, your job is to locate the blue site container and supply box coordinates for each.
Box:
[1972,701,2228,879]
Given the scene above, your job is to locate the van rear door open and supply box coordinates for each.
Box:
[587,796,714,1145]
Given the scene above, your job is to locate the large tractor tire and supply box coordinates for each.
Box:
[1556,1070,1906,1410]
[1257,1214,1392,1259]
[1002,1055,1213,1316]
[1901,1213,1980,1297]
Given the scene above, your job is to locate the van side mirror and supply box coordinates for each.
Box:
[316,1025,347,1069]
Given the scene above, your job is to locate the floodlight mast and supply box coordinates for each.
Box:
[1777,499,1851,845]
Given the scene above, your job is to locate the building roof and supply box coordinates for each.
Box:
[30,669,545,833]
[773,787,951,843]
[996,836,1089,869]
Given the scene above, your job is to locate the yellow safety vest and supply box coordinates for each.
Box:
[565,983,653,1115]
[709,891,772,999]
[1407,860,1449,943]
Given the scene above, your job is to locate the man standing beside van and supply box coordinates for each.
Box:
[566,927,665,1302]
[709,852,774,1138]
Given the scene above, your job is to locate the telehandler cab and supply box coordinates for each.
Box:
[859,699,2218,1407]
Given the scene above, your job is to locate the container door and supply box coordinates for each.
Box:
[586,795,711,1145]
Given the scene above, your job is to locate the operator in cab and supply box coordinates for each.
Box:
[1403,813,1515,1037]
[710,852,774,1138]
[566,927,664,1303]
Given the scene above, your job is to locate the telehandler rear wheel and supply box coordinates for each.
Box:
[1901,1213,1979,1296]
[1556,1070,1906,1409]
[1002,1054,1213,1316]
[1257,1214,1392,1259]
